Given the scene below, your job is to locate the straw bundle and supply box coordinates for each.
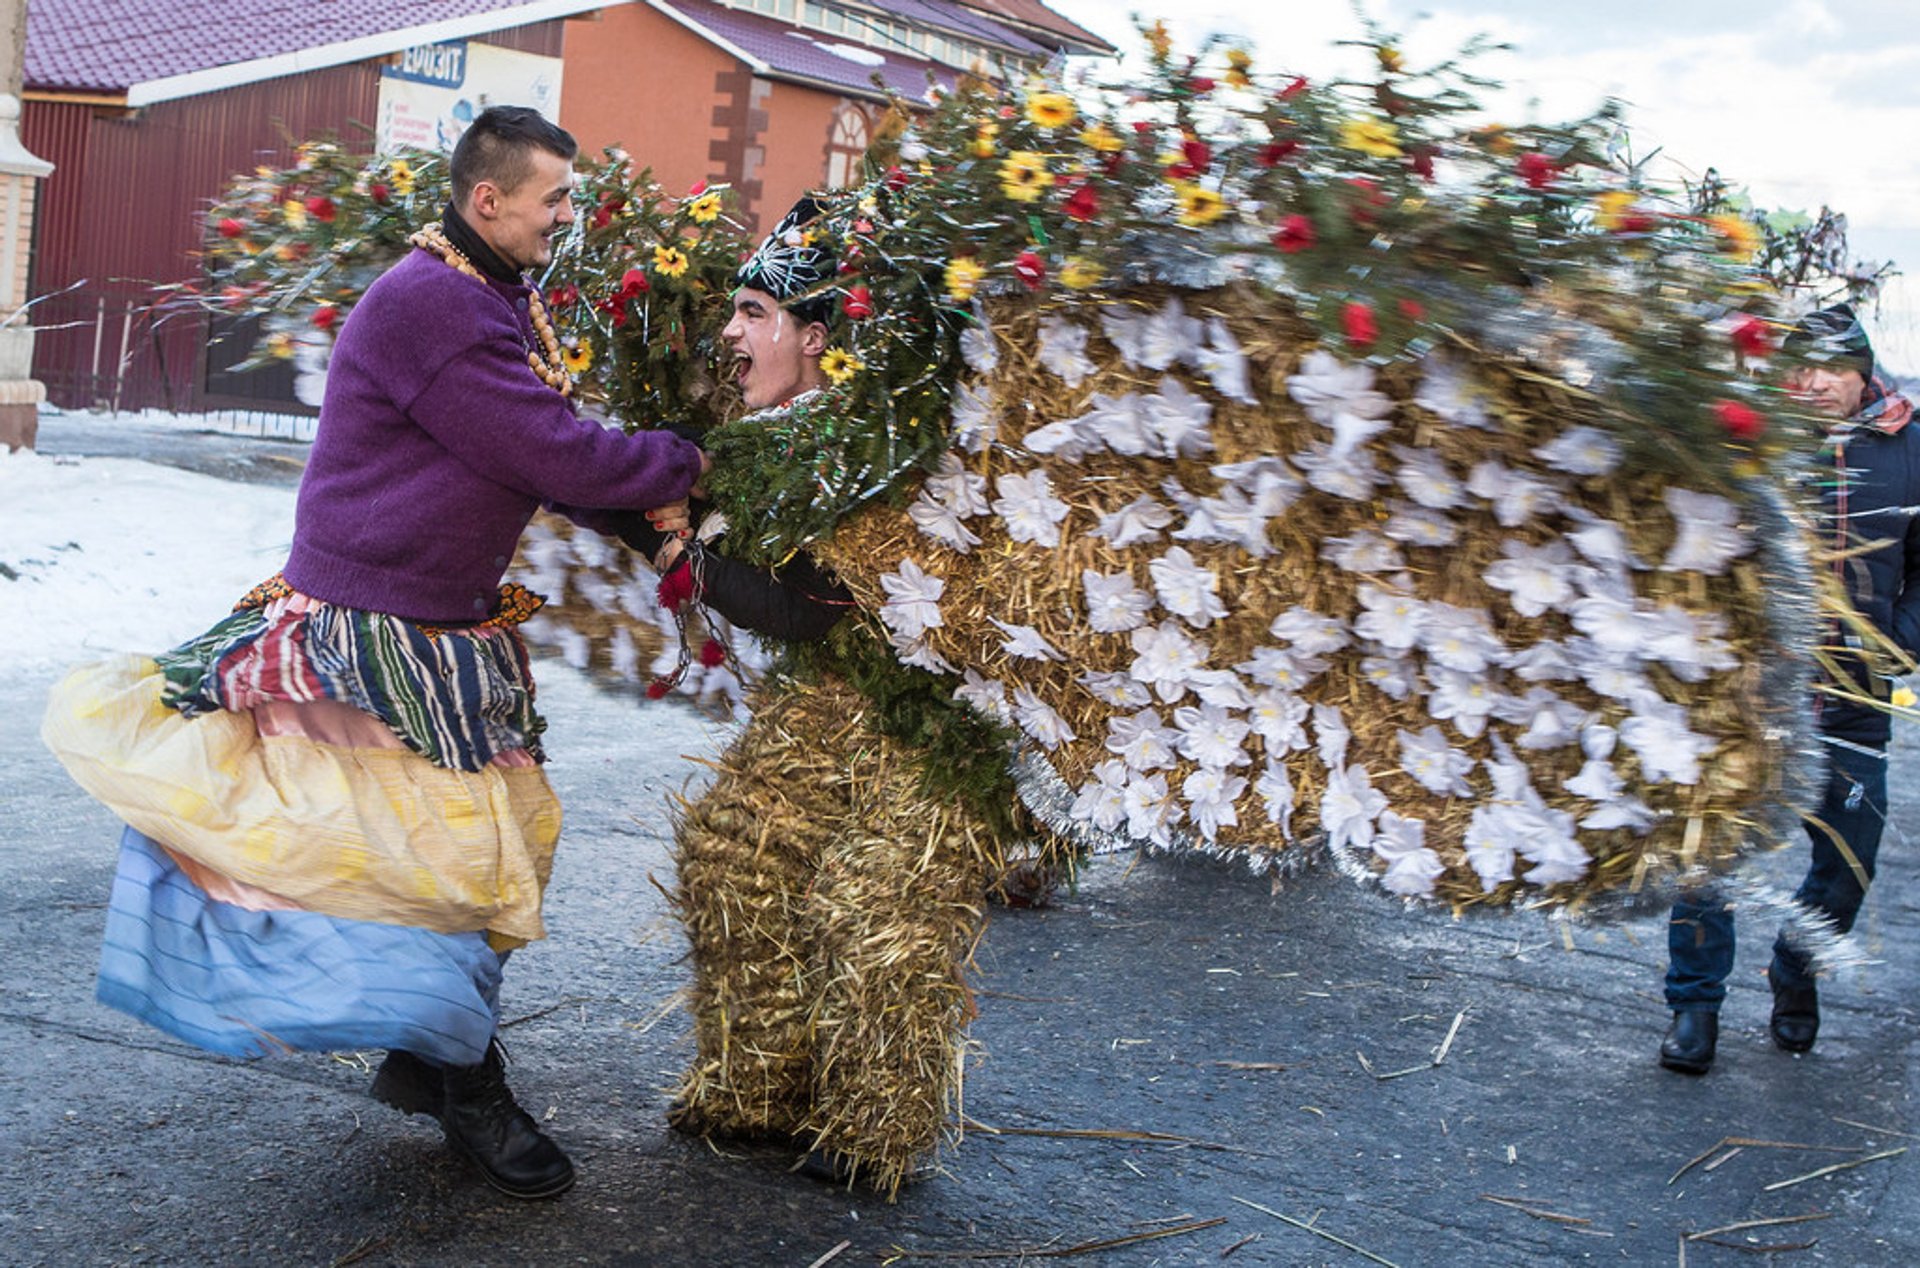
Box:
[813,282,1813,912]
[670,674,1001,1195]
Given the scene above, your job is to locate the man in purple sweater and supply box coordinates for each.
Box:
[45,107,703,1202]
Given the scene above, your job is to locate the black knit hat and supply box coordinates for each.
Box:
[735,195,837,327]
[1784,303,1875,382]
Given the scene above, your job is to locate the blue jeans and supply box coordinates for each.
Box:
[1665,740,1887,1011]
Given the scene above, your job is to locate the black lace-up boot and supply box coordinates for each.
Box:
[370,1049,442,1116]
[439,1040,575,1199]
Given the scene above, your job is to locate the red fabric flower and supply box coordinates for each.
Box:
[1407,145,1436,181]
[591,196,626,230]
[884,165,910,191]
[1343,301,1378,348]
[304,196,337,223]
[1731,315,1773,358]
[311,304,338,332]
[618,268,650,300]
[698,638,727,668]
[1272,214,1315,253]
[1279,76,1308,100]
[1132,120,1156,136]
[1186,76,1215,94]
[1517,152,1559,190]
[1397,298,1425,321]
[1062,184,1099,222]
[1013,250,1047,291]
[842,285,875,320]
[657,558,696,610]
[370,183,390,204]
[216,217,244,239]
[645,678,672,700]
[1713,399,1765,440]
[547,283,579,310]
[688,179,707,196]
[1256,140,1300,168]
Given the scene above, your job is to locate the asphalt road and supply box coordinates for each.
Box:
[3,418,1915,1266]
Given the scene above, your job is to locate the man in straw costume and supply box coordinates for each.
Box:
[1660,305,1920,1075]
[42,105,706,1199]
[620,198,1024,1195]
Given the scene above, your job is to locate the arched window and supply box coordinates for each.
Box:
[825,105,870,189]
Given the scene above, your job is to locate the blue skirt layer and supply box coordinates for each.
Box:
[98,827,503,1065]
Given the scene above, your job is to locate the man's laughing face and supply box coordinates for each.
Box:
[721,287,827,411]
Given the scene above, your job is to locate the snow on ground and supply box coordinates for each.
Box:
[0,447,296,669]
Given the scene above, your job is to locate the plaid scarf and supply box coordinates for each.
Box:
[1855,372,1912,435]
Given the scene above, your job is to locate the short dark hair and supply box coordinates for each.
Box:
[449,106,578,207]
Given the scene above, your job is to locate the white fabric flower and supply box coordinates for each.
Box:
[1020,415,1097,462]
[1287,349,1393,425]
[1413,352,1491,429]
[885,626,957,674]
[1236,646,1325,692]
[1534,425,1622,477]
[1312,701,1350,770]
[1072,393,1155,456]
[1149,546,1227,628]
[1121,770,1179,846]
[1354,584,1426,652]
[1508,638,1578,682]
[994,470,1071,545]
[1182,766,1247,841]
[1011,685,1075,750]
[1256,760,1296,839]
[1128,620,1209,702]
[1106,708,1180,772]
[1391,444,1469,509]
[1662,488,1754,575]
[1293,440,1384,500]
[1143,376,1215,459]
[1426,666,1499,738]
[1140,296,1205,371]
[949,380,998,453]
[1212,457,1303,516]
[1644,604,1739,683]
[1175,703,1252,768]
[1383,501,1460,548]
[1621,701,1714,785]
[878,558,945,640]
[960,318,999,374]
[1468,460,1562,527]
[1247,688,1310,752]
[1082,569,1154,634]
[1483,538,1577,618]
[992,618,1064,661]
[1360,653,1418,700]
[1563,508,1644,571]
[1420,602,1506,674]
[1080,669,1152,708]
[1464,803,1523,892]
[1170,486,1276,557]
[1197,317,1258,404]
[1373,811,1445,897]
[1493,685,1588,750]
[955,669,1010,721]
[1322,529,1405,574]
[1187,668,1251,709]
[909,491,983,552]
[925,451,990,515]
[1581,656,1662,710]
[1320,762,1388,852]
[1038,314,1096,387]
[1569,593,1648,657]
[1268,606,1349,657]
[1071,759,1129,832]
[1092,494,1172,548]
[1397,725,1475,796]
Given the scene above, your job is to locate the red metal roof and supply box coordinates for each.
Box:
[25,0,608,95]
[657,0,975,103]
[955,0,1114,55]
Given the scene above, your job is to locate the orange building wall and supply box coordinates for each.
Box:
[754,80,864,228]
[559,6,734,199]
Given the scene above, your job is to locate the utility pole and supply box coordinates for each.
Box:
[0,0,49,450]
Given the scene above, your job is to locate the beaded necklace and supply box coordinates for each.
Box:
[410,223,572,398]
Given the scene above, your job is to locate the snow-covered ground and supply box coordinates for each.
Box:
[0,446,297,669]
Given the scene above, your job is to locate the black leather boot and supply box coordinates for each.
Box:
[371,1049,442,1117]
[440,1040,576,1199]
[1659,1011,1718,1075]
[1770,980,1819,1053]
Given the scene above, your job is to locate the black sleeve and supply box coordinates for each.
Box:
[601,507,672,559]
[692,547,856,642]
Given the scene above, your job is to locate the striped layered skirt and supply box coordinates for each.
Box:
[43,585,562,1065]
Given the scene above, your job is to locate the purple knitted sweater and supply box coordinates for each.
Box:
[284,249,702,622]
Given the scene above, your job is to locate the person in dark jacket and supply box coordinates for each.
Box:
[1660,305,1920,1074]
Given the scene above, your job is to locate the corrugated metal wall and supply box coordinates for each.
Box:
[22,18,566,414]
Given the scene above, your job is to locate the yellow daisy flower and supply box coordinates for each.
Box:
[1378,45,1405,73]
[1709,213,1761,259]
[1338,117,1402,159]
[821,347,864,384]
[653,244,690,277]
[1224,48,1253,89]
[1175,183,1228,227]
[944,257,985,302]
[562,341,593,374]
[686,192,723,224]
[1146,19,1172,60]
[388,159,417,196]
[1593,191,1639,232]
[971,122,999,159]
[1078,122,1126,154]
[281,199,308,230]
[1060,257,1103,289]
[266,332,296,360]
[999,150,1054,202]
[1025,91,1076,130]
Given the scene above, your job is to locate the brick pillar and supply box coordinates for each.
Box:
[0,90,50,451]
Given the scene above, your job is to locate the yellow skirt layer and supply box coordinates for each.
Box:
[42,656,562,943]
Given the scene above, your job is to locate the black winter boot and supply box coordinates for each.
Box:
[1770,979,1819,1053]
[371,1049,443,1116]
[440,1040,576,1199]
[1658,1011,1718,1075]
